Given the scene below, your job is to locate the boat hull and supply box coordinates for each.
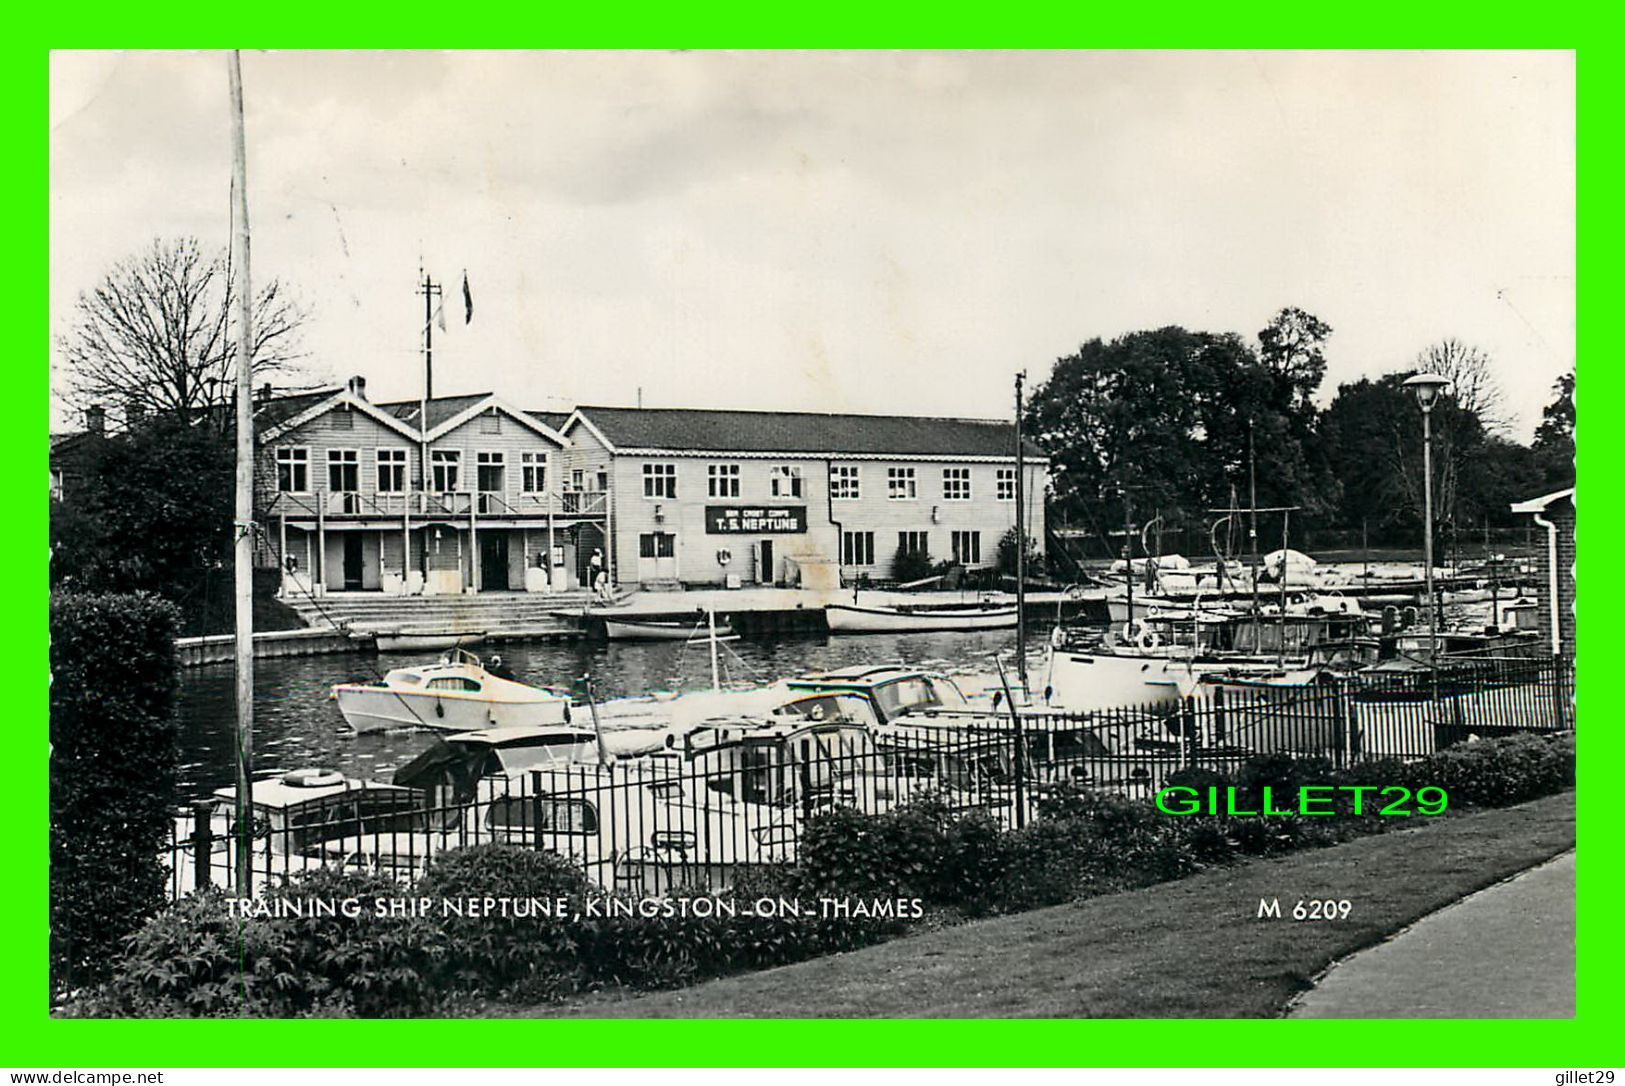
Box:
[374,631,486,652]
[334,685,569,734]
[1040,648,1193,714]
[825,604,1018,633]
[602,617,736,641]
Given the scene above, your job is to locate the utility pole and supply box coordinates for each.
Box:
[227,50,255,894]
[1014,371,1028,692]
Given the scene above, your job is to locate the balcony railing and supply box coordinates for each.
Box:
[262,488,608,520]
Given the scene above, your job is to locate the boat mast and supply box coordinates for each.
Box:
[708,609,721,693]
[1122,490,1133,640]
[227,50,255,894]
[1278,509,1290,669]
[1248,420,1260,622]
[1014,371,1027,692]
[416,269,440,585]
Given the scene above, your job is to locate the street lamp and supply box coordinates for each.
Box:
[1403,372,1451,661]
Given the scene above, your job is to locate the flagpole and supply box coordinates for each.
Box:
[227,50,255,894]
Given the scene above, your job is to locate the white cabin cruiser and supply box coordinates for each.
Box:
[331,650,572,734]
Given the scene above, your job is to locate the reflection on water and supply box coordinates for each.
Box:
[176,630,1024,797]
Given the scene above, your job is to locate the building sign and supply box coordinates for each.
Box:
[705,505,808,534]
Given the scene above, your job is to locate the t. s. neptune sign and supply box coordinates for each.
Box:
[705,506,808,534]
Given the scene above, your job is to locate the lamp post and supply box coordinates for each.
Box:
[1403,372,1450,662]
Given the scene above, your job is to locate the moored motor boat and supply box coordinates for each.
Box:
[824,602,1019,633]
[331,650,571,734]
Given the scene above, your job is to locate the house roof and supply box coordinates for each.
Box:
[375,393,493,431]
[253,388,343,429]
[1510,487,1575,514]
[568,405,1048,459]
[527,411,571,433]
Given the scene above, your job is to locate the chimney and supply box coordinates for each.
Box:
[85,404,105,435]
[257,382,274,405]
[346,375,368,401]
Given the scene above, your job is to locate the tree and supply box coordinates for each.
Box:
[55,237,306,427]
[1026,315,1333,556]
[49,414,234,634]
[1414,338,1504,432]
[1532,370,1575,487]
[1257,306,1332,409]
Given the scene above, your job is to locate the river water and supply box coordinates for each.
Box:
[175,630,1033,797]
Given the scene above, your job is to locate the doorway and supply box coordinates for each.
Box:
[637,532,678,582]
[480,533,510,591]
[759,539,775,584]
[342,535,364,590]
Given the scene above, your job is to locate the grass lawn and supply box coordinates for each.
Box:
[527,791,1574,1019]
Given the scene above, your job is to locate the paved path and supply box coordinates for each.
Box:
[1290,850,1575,1018]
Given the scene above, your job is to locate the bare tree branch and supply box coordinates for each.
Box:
[56,237,309,430]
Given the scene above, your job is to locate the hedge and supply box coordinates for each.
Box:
[63,730,1574,1016]
[50,591,181,994]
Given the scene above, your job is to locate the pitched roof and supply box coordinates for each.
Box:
[252,388,342,429]
[1510,487,1575,514]
[375,393,493,431]
[570,405,1047,459]
[527,411,571,433]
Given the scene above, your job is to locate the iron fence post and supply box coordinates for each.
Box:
[191,800,214,892]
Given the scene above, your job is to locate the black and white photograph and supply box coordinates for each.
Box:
[47,49,1575,1020]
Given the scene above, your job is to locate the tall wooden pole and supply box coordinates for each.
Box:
[227,51,255,893]
[1014,371,1027,691]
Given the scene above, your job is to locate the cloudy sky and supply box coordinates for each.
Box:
[50,50,1574,438]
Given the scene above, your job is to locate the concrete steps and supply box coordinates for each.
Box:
[284,591,601,638]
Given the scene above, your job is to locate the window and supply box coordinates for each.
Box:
[376,449,407,493]
[830,465,861,500]
[708,463,741,498]
[327,449,359,493]
[427,676,482,692]
[943,467,972,501]
[476,451,505,493]
[898,530,929,556]
[486,796,598,834]
[521,452,546,494]
[479,410,502,435]
[431,450,461,492]
[951,530,983,565]
[643,462,677,499]
[275,447,309,493]
[570,468,585,491]
[887,467,917,500]
[997,468,1017,502]
[331,407,354,431]
[842,530,875,566]
[770,465,803,498]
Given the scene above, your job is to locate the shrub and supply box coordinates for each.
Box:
[62,869,445,1018]
[50,591,181,993]
[891,543,934,585]
[416,845,593,1001]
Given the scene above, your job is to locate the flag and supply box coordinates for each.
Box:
[434,295,447,332]
[462,270,473,324]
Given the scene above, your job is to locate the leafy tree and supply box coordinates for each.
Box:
[1257,306,1332,409]
[1532,371,1575,487]
[1026,315,1333,554]
[50,414,234,634]
[55,237,307,428]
